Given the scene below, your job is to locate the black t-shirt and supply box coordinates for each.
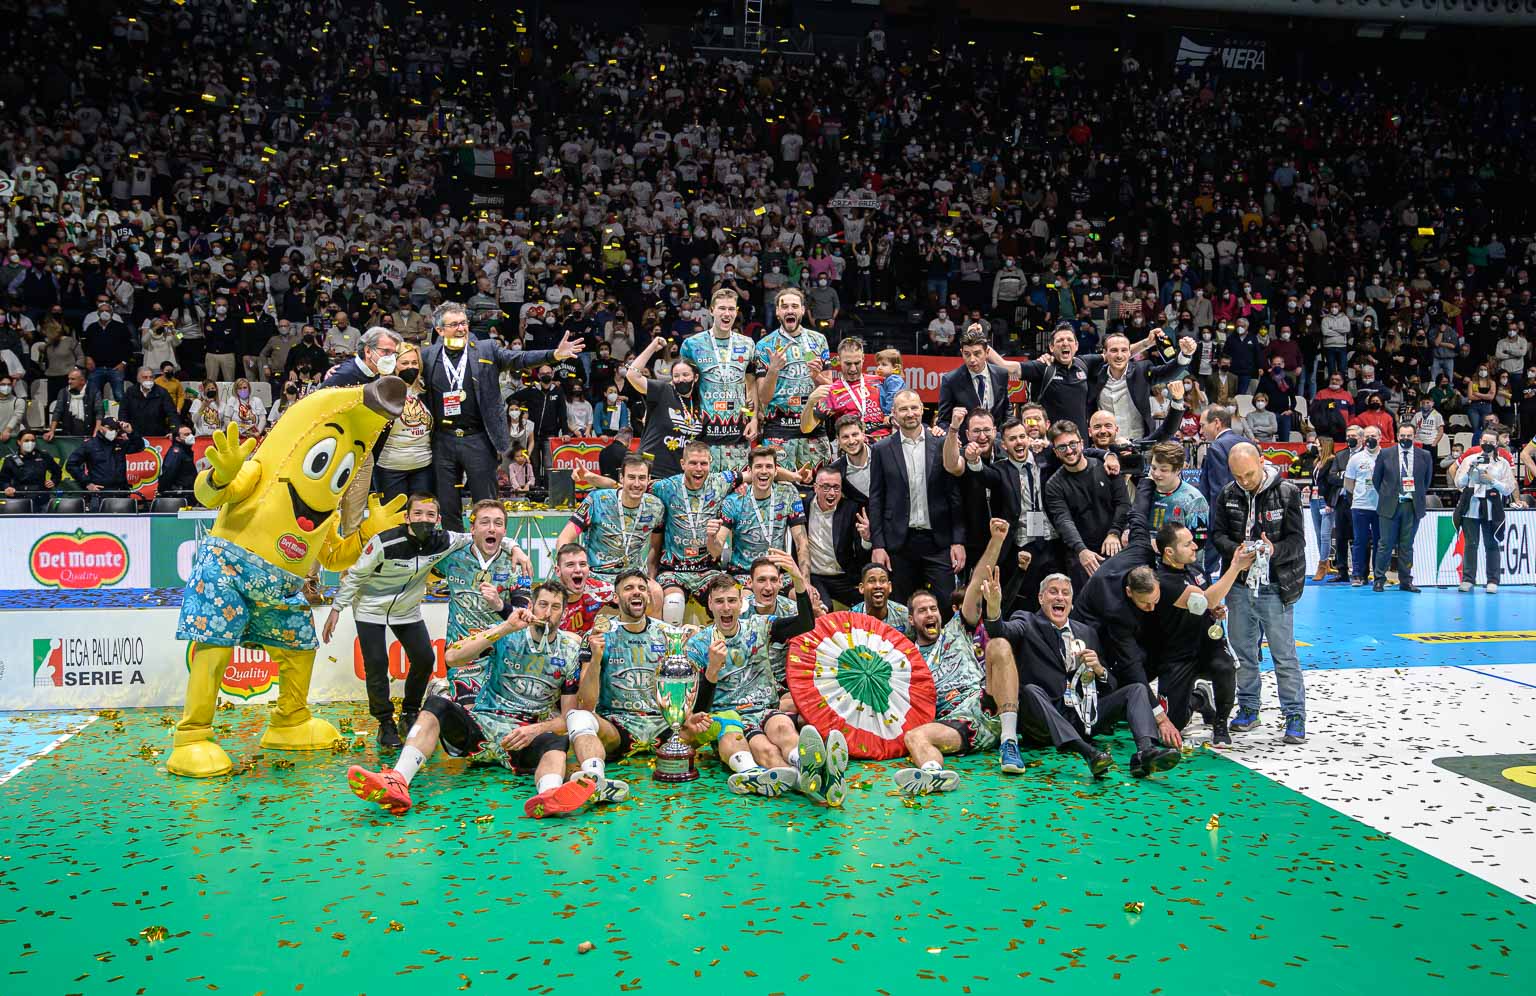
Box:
[1152,559,1209,656]
[433,347,485,436]
[638,379,702,480]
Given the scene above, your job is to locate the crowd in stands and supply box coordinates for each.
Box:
[0,0,1535,510]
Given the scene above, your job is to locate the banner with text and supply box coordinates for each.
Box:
[1168,30,1270,77]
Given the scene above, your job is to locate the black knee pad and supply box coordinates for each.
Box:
[422,695,454,720]
[528,732,569,756]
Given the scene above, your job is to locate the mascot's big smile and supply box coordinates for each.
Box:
[288,483,333,533]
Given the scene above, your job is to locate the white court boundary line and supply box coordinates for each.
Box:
[0,715,98,785]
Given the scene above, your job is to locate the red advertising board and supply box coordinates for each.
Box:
[877,355,1028,404]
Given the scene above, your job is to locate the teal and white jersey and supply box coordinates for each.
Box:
[652,470,740,569]
[686,614,779,716]
[751,594,799,686]
[596,617,688,734]
[851,599,910,634]
[754,327,830,435]
[437,544,522,651]
[680,330,755,444]
[475,626,583,724]
[915,615,985,720]
[719,484,806,573]
[569,488,666,575]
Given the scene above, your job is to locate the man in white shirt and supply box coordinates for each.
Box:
[805,465,871,608]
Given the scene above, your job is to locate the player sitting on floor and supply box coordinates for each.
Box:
[591,569,697,763]
[345,582,622,818]
[686,550,850,805]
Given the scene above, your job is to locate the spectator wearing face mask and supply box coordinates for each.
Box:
[161,427,201,499]
[1321,303,1352,377]
[321,327,403,388]
[0,374,25,442]
[65,417,146,508]
[1455,432,1517,593]
[46,366,100,441]
[82,303,134,403]
[1494,323,1528,379]
[1222,321,1263,395]
[1255,359,1299,441]
[1465,364,1496,437]
[1246,392,1278,442]
[220,378,268,436]
[1,429,60,503]
[373,344,433,501]
[1343,426,1384,586]
[1350,386,1395,439]
[594,384,630,435]
[203,296,240,381]
[118,366,179,438]
[927,308,957,354]
[189,381,224,436]
[566,385,594,434]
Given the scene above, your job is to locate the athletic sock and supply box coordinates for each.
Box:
[393,746,426,785]
[1001,711,1018,743]
[920,760,942,772]
[580,757,605,779]
[727,751,756,773]
[787,747,800,767]
[536,773,562,794]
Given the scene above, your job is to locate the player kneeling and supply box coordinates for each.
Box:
[346,582,626,818]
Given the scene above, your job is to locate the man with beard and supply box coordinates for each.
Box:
[420,303,582,527]
[947,411,1043,611]
[869,388,963,607]
[755,288,833,470]
[803,336,891,443]
[850,562,909,632]
[590,570,698,764]
[828,414,875,503]
[710,447,810,583]
[653,442,742,622]
[1012,323,1191,432]
[1043,420,1130,590]
[435,498,535,651]
[982,573,1182,780]
[937,328,1015,429]
[559,455,667,610]
[625,336,704,481]
[346,583,619,819]
[1086,376,1186,481]
[681,288,759,472]
[1146,521,1255,750]
[893,519,1017,795]
[686,552,846,803]
[1085,329,1196,442]
[326,494,515,748]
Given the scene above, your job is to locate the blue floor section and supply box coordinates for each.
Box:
[1291,585,1536,669]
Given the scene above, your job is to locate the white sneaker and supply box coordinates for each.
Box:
[1486,583,1498,594]
[893,767,961,797]
[1458,582,1472,593]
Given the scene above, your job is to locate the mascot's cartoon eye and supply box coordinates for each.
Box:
[302,438,338,479]
[329,451,356,494]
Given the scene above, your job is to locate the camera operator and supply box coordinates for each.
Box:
[1453,430,1516,594]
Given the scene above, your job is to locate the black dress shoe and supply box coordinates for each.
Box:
[398,711,419,737]
[1082,749,1113,779]
[1130,745,1181,778]
[1401,582,1421,593]
[1372,579,1385,592]
[377,715,403,749]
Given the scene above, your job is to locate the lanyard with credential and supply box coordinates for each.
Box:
[443,346,470,393]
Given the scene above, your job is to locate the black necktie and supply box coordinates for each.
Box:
[975,374,987,409]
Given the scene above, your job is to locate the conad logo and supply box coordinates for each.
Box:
[29,529,130,589]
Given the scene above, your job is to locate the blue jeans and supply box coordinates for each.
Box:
[1350,507,1379,580]
[1309,497,1333,561]
[1430,357,1455,384]
[1467,402,1491,436]
[1230,585,1306,718]
[89,366,125,403]
[1326,347,1349,378]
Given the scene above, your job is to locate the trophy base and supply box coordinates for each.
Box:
[653,736,699,783]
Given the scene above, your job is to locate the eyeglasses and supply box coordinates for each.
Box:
[442,320,469,329]
[1053,440,1082,452]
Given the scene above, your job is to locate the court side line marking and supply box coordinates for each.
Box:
[0,715,98,786]
[1452,665,1536,692]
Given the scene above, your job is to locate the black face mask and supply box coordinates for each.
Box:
[1481,441,1497,454]
[407,521,436,543]
[399,367,420,385]
[1348,438,1361,449]
[1400,438,1414,448]
[1365,438,1379,450]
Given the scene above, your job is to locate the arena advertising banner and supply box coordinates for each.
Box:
[1415,509,1536,587]
[1168,30,1269,77]
[883,356,1030,404]
[0,511,573,592]
[0,605,451,711]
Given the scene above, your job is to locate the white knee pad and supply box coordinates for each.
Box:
[566,709,598,739]
[1186,591,1210,616]
[662,591,686,624]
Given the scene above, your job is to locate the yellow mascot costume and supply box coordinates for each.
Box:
[167,377,409,778]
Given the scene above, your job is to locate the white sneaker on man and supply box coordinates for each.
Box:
[1486,583,1498,594]
[1458,582,1472,593]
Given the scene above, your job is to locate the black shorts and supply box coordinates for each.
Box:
[423,695,568,770]
[602,714,641,762]
[935,716,979,753]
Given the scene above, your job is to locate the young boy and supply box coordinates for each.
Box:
[875,349,907,415]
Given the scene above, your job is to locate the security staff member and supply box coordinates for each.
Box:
[1,430,61,503]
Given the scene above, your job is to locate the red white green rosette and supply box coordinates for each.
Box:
[786,611,935,760]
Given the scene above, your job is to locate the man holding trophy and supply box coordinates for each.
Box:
[686,550,849,805]
[590,570,699,765]
[345,582,624,818]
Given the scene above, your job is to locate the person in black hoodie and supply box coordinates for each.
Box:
[118,366,180,438]
[160,426,200,499]
[1042,419,1129,591]
[65,417,147,508]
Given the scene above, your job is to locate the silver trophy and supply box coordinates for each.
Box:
[652,630,701,783]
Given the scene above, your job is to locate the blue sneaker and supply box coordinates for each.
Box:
[1230,708,1261,732]
[1283,714,1306,744]
[999,738,1025,775]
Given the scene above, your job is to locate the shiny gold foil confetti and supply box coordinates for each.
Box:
[1206,814,1221,831]
[139,925,169,943]
[1123,901,1144,914]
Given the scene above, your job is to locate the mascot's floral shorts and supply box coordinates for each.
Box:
[176,536,318,650]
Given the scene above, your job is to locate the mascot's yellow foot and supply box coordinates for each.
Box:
[260,716,341,751]
[167,740,234,778]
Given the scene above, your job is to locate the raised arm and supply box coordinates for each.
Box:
[625,337,664,393]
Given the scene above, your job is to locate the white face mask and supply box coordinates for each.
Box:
[21,440,35,453]
[140,380,153,391]
[375,352,398,375]
[606,391,618,403]
[103,429,118,442]
[0,385,9,396]
[1254,400,1267,410]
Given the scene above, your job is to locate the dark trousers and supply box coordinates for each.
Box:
[1017,683,1158,755]
[1375,506,1419,581]
[811,571,862,609]
[1155,638,1237,730]
[887,528,955,616]
[356,619,435,721]
[1002,538,1057,615]
[375,463,434,503]
[1332,494,1354,575]
[433,431,500,529]
[1461,517,1502,585]
[1350,508,1379,581]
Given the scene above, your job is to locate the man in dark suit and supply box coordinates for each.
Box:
[320,326,404,387]
[803,465,870,608]
[828,414,875,504]
[1085,329,1195,442]
[937,327,1013,429]
[418,303,583,526]
[1197,404,1252,575]
[1371,425,1434,592]
[868,388,962,610]
[983,572,1181,779]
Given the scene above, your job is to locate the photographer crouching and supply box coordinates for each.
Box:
[1453,430,1516,594]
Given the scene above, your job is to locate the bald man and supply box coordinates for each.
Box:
[1208,443,1308,745]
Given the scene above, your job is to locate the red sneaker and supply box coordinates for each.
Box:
[347,765,413,815]
[523,776,597,819]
